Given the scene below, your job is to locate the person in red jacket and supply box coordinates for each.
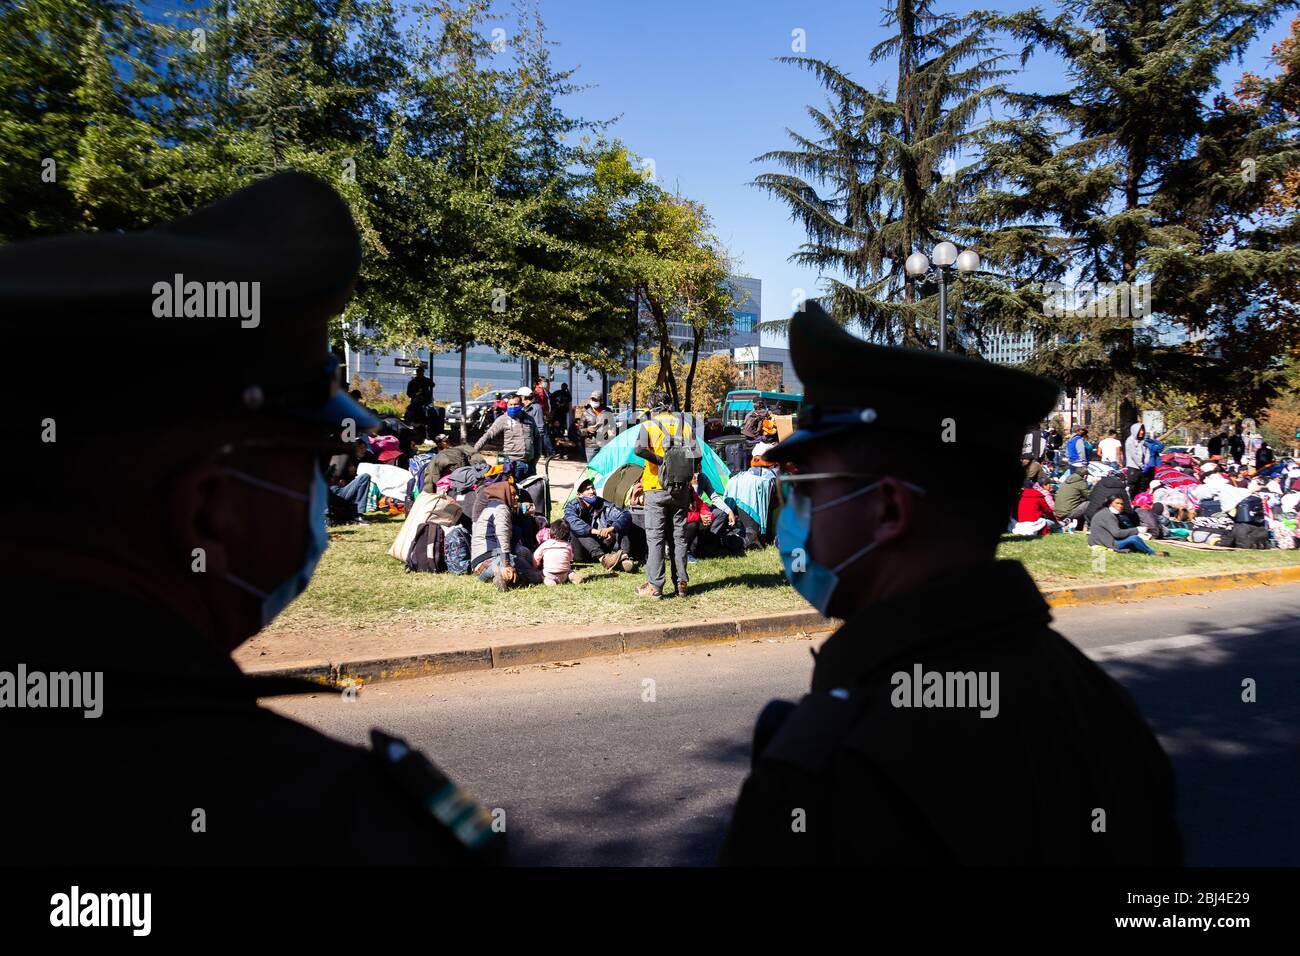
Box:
[1016,479,1058,534]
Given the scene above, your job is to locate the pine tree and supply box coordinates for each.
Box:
[987,0,1300,420]
[754,0,1014,347]
[0,0,173,238]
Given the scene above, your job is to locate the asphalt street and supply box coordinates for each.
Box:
[268,582,1300,866]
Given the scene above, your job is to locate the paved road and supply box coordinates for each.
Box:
[268,583,1300,866]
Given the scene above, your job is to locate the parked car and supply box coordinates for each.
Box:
[443,396,498,440]
[1164,444,1210,459]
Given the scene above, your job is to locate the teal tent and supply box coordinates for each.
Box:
[565,425,730,505]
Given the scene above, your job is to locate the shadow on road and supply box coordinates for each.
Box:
[1087,609,1300,865]
[503,610,1300,866]
[506,732,751,866]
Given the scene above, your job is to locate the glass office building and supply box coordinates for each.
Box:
[345,274,764,403]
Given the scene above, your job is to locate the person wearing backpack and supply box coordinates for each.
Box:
[633,391,700,598]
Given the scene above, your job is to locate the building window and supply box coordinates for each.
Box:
[733,312,758,334]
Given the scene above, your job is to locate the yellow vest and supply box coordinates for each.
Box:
[641,412,693,493]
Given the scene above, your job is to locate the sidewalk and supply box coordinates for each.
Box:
[236,564,1300,687]
[538,456,587,510]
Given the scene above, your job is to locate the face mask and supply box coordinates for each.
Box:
[223,466,328,628]
[777,479,927,616]
[589,399,599,408]
[507,406,523,419]
[580,494,598,505]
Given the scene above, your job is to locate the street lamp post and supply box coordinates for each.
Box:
[904,242,980,352]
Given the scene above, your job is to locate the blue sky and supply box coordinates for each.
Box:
[502,0,1295,346]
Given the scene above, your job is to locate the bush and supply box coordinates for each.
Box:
[351,376,410,417]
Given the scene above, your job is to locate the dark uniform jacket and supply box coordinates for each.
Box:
[1085,473,1135,525]
[0,578,503,866]
[718,560,1182,865]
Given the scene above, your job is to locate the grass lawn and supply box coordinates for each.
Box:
[267,518,1300,635]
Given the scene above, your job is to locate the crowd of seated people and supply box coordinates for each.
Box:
[1011,436,1298,555]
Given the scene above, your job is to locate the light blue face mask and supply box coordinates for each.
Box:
[223,466,329,628]
[777,478,927,616]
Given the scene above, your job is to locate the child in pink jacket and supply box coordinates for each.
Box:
[533,518,584,585]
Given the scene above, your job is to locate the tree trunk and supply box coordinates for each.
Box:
[631,294,639,414]
[684,328,703,414]
[458,342,468,444]
[645,295,678,407]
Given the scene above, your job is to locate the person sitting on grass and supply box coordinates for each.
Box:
[470,478,543,590]
[1088,493,1168,556]
[564,478,638,572]
[684,470,737,560]
[1136,499,1182,539]
[1013,479,1058,535]
[532,518,585,585]
[1053,466,1090,531]
[723,448,778,549]
[1021,453,1044,485]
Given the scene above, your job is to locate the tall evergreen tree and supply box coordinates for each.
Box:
[0,0,173,237]
[985,0,1300,420]
[754,0,1014,347]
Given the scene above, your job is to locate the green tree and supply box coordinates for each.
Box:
[691,353,741,415]
[0,0,176,238]
[986,0,1300,421]
[754,0,1015,346]
[611,156,737,408]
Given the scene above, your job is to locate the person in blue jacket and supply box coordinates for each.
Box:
[1066,426,1092,468]
[564,478,640,571]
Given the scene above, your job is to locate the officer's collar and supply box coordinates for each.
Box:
[810,560,1051,692]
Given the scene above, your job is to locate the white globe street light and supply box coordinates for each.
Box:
[905,252,931,278]
[931,241,958,267]
[904,242,980,352]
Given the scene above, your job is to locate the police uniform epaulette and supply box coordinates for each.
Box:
[369,729,505,861]
[759,688,870,775]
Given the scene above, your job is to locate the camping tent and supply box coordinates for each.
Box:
[566,425,731,505]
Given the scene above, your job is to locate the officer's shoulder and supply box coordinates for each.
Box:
[759,690,871,776]
[359,729,506,864]
[240,710,505,864]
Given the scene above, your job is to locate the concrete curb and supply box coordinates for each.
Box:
[246,564,1300,689]
[1043,563,1300,608]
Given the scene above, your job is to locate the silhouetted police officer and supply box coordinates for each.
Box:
[718,303,1182,865]
[0,173,503,865]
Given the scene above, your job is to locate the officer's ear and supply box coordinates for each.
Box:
[868,477,922,546]
[169,463,240,575]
